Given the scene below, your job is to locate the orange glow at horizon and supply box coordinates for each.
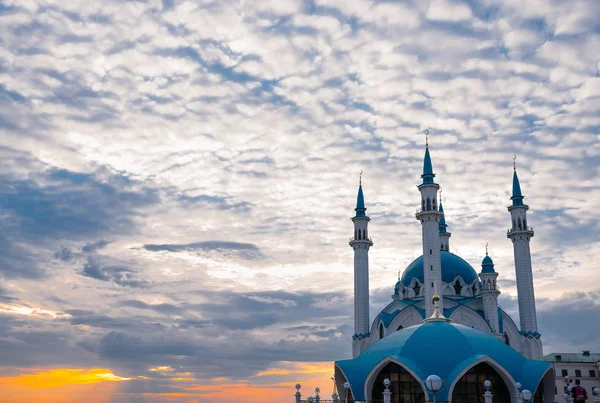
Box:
[0,368,131,389]
[0,361,335,403]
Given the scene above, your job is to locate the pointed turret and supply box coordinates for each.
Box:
[507,157,541,359]
[480,245,501,336]
[438,197,452,252]
[511,170,524,206]
[421,147,436,185]
[350,173,373,358]
[354,184,366,218]
[416,136,442,317]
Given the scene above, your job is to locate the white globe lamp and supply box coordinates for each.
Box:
[522,389,532,402]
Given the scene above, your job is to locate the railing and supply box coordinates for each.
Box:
[507,226,533,234]
[349,237,373,243]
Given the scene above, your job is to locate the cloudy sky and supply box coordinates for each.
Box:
[0,0,599,401]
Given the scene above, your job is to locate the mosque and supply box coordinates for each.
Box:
[333,143,555,403]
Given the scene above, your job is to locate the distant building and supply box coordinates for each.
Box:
[544,352,600,402]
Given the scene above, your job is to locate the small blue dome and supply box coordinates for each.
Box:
[335,321,551,401]
[400,251,478,286]
[481,255,495,273]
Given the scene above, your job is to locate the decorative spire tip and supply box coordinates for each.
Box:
[513,154,516,172]
[485,242,488,256]
[359,170,362,186]
[424,129,430,148]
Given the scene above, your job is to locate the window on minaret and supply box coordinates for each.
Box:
[524,218,527,229]
[432,199,436,210]
[427,198,431,211]
[363,229,366,239]
[454,280,462,295]
[422,199,425,210]
[518,218,522,230]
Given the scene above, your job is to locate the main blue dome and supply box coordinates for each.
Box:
[400,251,478,286]
[335,321,551,401]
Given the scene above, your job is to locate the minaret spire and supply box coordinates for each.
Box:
[416,133,443,318]
[507,159,542,359]
[438,188,451,252]
[350,172,373,358]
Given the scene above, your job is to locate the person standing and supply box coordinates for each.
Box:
[572,379,588,402]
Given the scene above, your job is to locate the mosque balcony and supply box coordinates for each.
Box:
[349,237,373,243]
[506,227,534,236]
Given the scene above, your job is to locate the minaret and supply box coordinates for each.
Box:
[438,192,451,252]
[507,159,542,359]
[415,137,443,318]
[350,173,373,358]
[479,245,501,338]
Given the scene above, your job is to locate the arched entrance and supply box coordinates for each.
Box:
[371,362,425,403]
[452,362,510,403]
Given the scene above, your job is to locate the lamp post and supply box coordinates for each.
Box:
[383,378,392,403]
[315,387,321,403]
[425,374,444,403]
[295,383,302,403]
[522,389,532,403]
[592,387,600,403]
[566,385,574,403]
[483,380,493,403]
[343,381,351,403]
[515,382,523,403]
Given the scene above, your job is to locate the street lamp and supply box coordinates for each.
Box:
[343,381,351,403]
[383,378,392,403]
[522,389,533,403]
[426,374,444,403]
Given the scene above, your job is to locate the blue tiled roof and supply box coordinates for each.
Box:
[511,171,524,206]
[421,148,435,185]
[335,321,551,401]
[481,255,495,273]
[400,251,478,286]
[354,185,367,217]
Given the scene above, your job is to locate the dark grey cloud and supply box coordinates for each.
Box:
[78,256,147,288]
[143,240,263,260]
[81,240,110,253]
[54,246,74,262]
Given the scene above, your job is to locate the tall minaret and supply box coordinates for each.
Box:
[507,159,542,359]
[438,192,451,252]
[415,137,443,318]
[350,174,373,358]
[479,245,501,338]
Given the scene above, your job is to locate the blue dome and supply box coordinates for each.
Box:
[400,251,478,286]
[335,321,551,401]
[481,255,495,273]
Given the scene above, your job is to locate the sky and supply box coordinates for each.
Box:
[0,0,599,401]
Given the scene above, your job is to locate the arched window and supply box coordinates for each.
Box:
[422,199,425,210]
[427,198,431,211]
[432,198,437,210]
[397,325,403,331]
[414,282,421,296]
[354,229,357,239]
[518,218,522,230]
[454,280,463,295]
[453,363,511,403]
[371,362,425,403]
[379,324,384,339]
[513,219,516,229]
[363,229,366,239]
[524,218,527,229]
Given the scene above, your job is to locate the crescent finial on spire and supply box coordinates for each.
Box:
[486,242,489,256]
[513,154,516,172]
[359,170,363,186]
[425,129,430,148]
